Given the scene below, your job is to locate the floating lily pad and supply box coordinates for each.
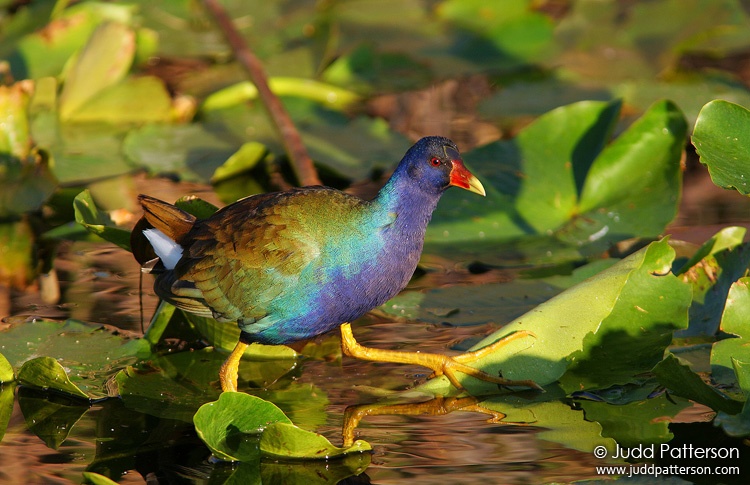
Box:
[693,99,750,196]
[653,354,742,415]
[260,422,370,459]
[193,392,293,462]
[0,85,58,218]
[65,76,173,124]
[122,123,239,182]
[580,393,690,447]
[17,357,90,400]
[380,259,618,328]
[418,239,691,395]
[6,3,138,80]
[676,233,750,337]
[194,392,370,463]
[115,351,222,423]
[714,358,750,437]
[0,353,12,383]
[115,347,298,423]
[714,404,750,438]
[481,392,616,454]
[58,22,135,120]
[710,277,750,387]
[438,0,556,70]
[182,311,298,360]
[675,226,746,274]
[0,319,150,399]
[30,89,137,185]
[0,384,14,443]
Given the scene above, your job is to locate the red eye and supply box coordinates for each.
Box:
[430,157,441,167]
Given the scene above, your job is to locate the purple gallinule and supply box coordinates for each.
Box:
[132,136,540,392]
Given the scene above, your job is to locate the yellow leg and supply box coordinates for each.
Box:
[219,340,248,392]
[342,396,504,446]
[340,323,542,391]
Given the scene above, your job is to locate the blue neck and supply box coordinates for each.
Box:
[374,164,444,238]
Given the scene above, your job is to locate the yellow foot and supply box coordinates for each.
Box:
[340,323,542,391]
[219,340,249,392]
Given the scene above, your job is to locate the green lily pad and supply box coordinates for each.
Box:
[115,347,298,423]
[711,277,750,388]
[580,393,690,447]
[254,383,331,432]
[714,358,750,437]
[379,259,618,328]
[555,0,750,85]
[675,226,746,274]
[615,73,750,128]
[174,195,220,218]
[260,422,370,460]
[693,99,750,196]
[194,392,293,462]
[203,97,413,182]
[0,84,58,218]
[653,353,742,415]
[59,22,135,121]
[322,43,433,93]
[438,0,555,70]
[0,152,56,219]
[0,83,31,158]
[17,357,90,400]
[0,383,14,443]
[714,404,750,438]
[1,319,150,399]
[31,107,137,185]
[417,239,691,395]
[731,358,750,394]
[74,190,132,251]
[64,76,173,124]
[194,392,370,462]
[677,236,750,337]
[481,392,616,454]
[6,3,138,80]
[115,352,221,423]
[427,99,686,264]
[122,123,238,182]
[0,353,12,383]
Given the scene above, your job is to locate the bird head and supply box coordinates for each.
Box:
[402,136,486,197]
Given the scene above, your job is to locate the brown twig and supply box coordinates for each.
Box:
[201,0,322,187]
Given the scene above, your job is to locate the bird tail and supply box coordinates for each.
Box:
[131,195,197,268]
